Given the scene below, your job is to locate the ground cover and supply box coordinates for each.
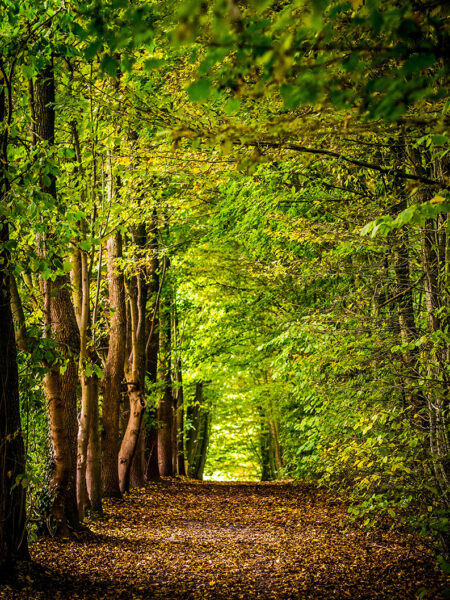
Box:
[2,480,447,599]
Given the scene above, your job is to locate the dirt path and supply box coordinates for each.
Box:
[2,480,448,599]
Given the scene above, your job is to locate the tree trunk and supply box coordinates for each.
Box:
[186,383,210,480]
[118,384,147,493]
[407,148,450,507]
[259,406,275,481]
[129,226,148,488]
[33,61,80,534]
[172,310,186,476]
[86,373,102,513]
[9,274,28,352]
[119,225,148,493]
[422,215,450,504]
[0,71,29,572]
[145,213,160,481]
[70,122,102,516]
[268,415,283,475]
[173,364,186,477]
[102,231,126,497]
[75,248,92,518]
[157,290,174,477]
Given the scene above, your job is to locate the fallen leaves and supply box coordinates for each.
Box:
[3,480,448,599]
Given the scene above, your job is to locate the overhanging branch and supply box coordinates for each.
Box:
[251,141,444,186]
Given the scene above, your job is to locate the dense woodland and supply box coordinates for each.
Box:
[1,0,449,590]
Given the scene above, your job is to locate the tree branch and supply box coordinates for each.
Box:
[251,141,444,186]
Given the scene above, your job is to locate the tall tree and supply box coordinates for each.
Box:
[33,61,80,534]
[102,230,126,497]
[0,60,29,574]
[119,224,148,493]
[157,286,174,477]
[145,212,161,481]
[172,307,186,476]
[70,116,103,514]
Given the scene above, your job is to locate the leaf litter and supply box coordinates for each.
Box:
[2,480,448,599]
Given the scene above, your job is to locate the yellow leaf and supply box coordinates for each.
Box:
[430,196,445,204]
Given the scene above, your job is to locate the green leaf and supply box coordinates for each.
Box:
[145,58,163,70]
[80,240,91,251]
[431,134,447,146]
[101,54,119,76]
[402,53,436,75]
[85,40,102,61]
[224,98,241,115]
[187,79,212,102]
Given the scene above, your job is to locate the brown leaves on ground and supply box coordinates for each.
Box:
[2,480,448,599]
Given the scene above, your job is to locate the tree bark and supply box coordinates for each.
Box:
[71,119,102,516]
[268,415,283,475]
[120,225,148,493]
[102,231,126,497]
[173,364,186,476]
[86,373,102,513]
[407,148,450,506]
[145,214,161,481]
[186,383,210,480]
[422,215,450,503]
[33,61,80,534]
[9,274,28,352]
[172,309,186,476]
[75,248,92,518]
[258,406,275,481]
[157,290,174,477]
[0,68,29,572]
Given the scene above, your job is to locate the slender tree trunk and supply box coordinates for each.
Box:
[75,249,92,518]
[391,231,426,413]
[0,69,29,572]
[172,309,186,476]
[422,215,450,503]
[129,226,148,488]
[101,103,126,495]
[173,363,186,476]
[87,248,103,511]
[186,383,210,480]
[119,225,148,493]
[9,274,28,352]
[266,394,283,476]
[258,405,275,481]
[86,373,102,513]
[407,148,450,507]
[33,61,80,534]
[102,231,126,497]
[194,415,209,481]
[145,213,161,480]
[388,145,426,420]
[157,291,174,476]
[70,122,102,515]
[118,383,147,493]
[269,417,282,474]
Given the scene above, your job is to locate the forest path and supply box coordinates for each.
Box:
[10,481,449,599]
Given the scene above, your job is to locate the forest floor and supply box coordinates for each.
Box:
[2,480,449,600]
